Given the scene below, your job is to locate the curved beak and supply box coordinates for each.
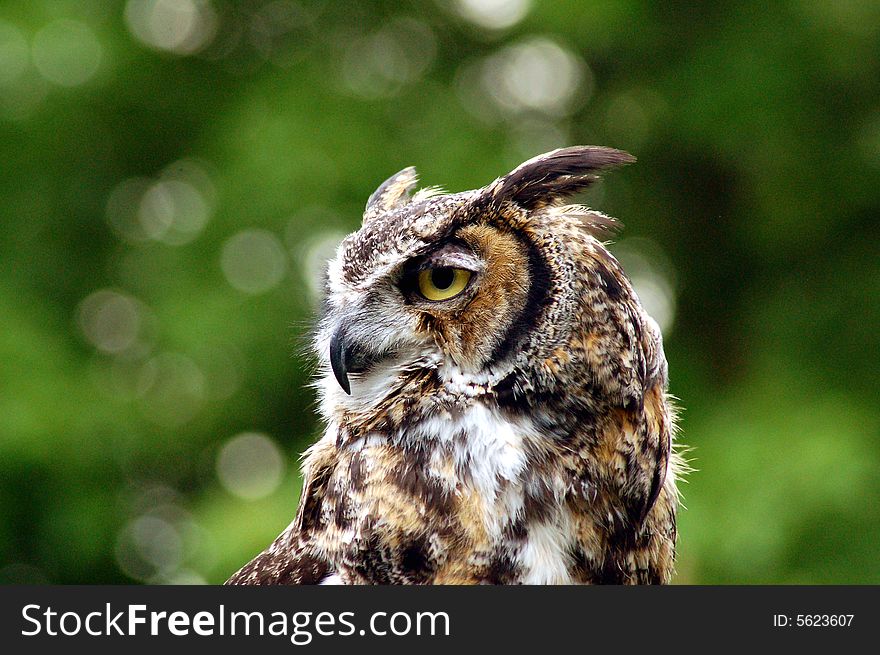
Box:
[329,330,351,395]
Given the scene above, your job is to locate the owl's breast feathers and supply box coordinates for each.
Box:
[227,313,679,586]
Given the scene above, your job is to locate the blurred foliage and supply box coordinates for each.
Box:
[1,0,878,585]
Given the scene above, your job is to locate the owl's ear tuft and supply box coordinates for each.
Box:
[364,166,419,222]
[488,146,635,210]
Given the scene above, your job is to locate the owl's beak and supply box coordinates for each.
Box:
[329,330,352,395]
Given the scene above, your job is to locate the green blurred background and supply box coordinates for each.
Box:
[1,0,878,584]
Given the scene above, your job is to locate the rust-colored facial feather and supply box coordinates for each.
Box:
[414,224,531,372]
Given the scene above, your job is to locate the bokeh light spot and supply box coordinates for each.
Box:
[139,179,209,244]
[115,514,183,581]
[32,19,102,87]
[125,0,218,55]
[77,289,145,355]
[216,432,285,500]
[106,159,215,246]
[457,37,590,122]
[220,229,288,294]
[482,37,590,117]
[131,515,184,570]
[106,177,154,243]
[453,0,531,31]
[158,568,207,585]
[341,18,436,99]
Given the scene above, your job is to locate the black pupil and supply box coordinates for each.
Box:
[431,267,455,290]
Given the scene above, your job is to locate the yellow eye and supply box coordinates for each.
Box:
[417,267,472,301]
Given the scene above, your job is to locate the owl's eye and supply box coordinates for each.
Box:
[417,266,472,301]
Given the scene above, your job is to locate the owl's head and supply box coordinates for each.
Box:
[316,146,637,411]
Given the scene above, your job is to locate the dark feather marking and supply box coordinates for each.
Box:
[399,535,435,583]
[485,551,519,584]
[624,395,644,415]
[640,388,671,526]
[596,261,624,301]
[299,462,333,531]
[621,453,652,532]
[389,449,455,515]
[348,452,365,492]
[504,516,529,541]
[596,557,627,585]
[493,371,524,408]
[607,510,652,553]
[353,517,393,584]
[333,492,350,529]
[624,302,649,391]
[639,464,665,528]
[569,547,593,582]
[488,232,553,366]
[522,481,555,524]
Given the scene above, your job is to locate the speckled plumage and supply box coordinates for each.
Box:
[227,146,683,585]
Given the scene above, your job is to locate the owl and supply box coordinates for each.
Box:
[226,146,682,585]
